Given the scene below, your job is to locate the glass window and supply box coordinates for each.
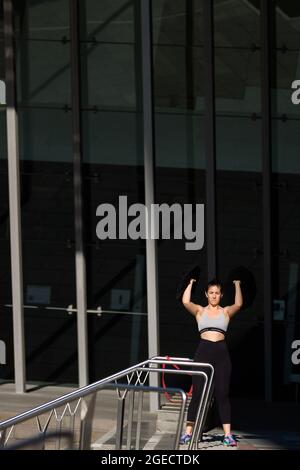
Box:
[271,161,300,400]
[271,3,300,400]
[15,1,71,107]
[18,108,72,162]
[214,0,261,48]
[19,163,77,384]
[153,0,188,46]
[81,1,147,380]
[272,120,300,174]
[215,1,264,399]
[16,40,71,106]
[14,1,77,385]
[81,43,136,109]
[155,113,205,169]
[275,0,300,49]
[275,50,300,116]
[152,0,204,113]
[153,0,207,361]
[84,0,135,44]
[215,48,261,115]
[83,166,148,380]
[215,118,264,399]
[214,0,261,116]
[16,0,70,41]
[216,117,261,172]
[82,110,142,165]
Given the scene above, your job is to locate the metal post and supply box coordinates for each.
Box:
[126,390,135,450]
[261,0,274,402]
[203,0,217,279]
[115,398,125,450]
[3,0,26,393]
[135,390,143,450]
[69,0,88,387]
[140,0,160,412]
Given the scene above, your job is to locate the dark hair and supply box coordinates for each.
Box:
[205,279,223,293]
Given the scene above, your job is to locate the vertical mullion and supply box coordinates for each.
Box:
[203,0,217,279]
[185,0,197,205]
[261,0,274,402]
[3,0,26,393]
[141,0,160,411]
[69,0,88,387]
[186,0,194,113]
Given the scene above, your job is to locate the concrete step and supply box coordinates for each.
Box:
[157,393,191,433]
[91,421,157,450]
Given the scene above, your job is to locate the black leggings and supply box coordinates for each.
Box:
[187,338,232,424]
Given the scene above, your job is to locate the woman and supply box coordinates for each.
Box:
[179,278,243,446]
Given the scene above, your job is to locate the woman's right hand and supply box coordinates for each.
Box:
[190,279,196,284]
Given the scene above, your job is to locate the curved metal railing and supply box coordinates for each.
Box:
[0,356,214,450]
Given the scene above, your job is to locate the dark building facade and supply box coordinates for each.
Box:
[0,0,300,404]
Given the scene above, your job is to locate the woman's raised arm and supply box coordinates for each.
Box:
[225,280,243,318]
[182,279,203,317]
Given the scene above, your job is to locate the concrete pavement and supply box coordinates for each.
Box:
[0,382,299,450]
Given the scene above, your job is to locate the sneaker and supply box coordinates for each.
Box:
[179,433,192,445]
[223,434,237,447]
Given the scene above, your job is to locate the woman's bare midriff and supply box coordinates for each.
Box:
[200,331,225,342]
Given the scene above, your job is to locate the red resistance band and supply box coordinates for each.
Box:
[162,356,193,402]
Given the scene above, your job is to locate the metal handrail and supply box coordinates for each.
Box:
[150,356,215,448]
[0,356,214,450]
[0,356,210,429]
